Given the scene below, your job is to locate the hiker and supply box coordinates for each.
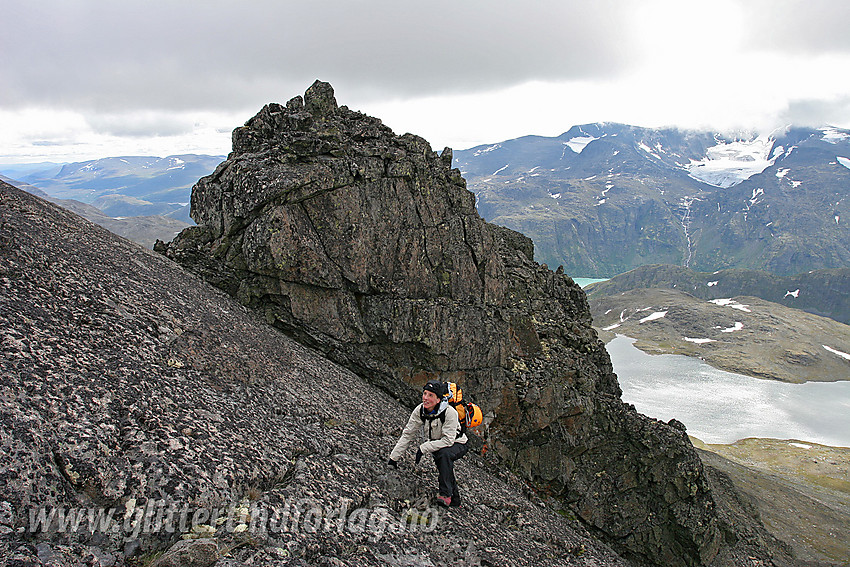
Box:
[387,379,468,507]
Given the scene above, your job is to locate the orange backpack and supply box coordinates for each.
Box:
[444,382,483,433]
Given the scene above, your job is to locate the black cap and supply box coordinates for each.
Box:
[423,380,445,397]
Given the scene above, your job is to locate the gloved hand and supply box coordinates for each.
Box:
[415,448,423,464]
[387,458,398,469]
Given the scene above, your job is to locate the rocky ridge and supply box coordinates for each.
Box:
[1,180,633,566]
[157,81,800,566]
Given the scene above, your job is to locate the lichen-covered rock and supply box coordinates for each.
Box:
[156,81,730,565]
[150,538,218,567]
[1,181,634,566]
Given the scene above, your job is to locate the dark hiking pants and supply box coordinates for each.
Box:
[433,442,468,498]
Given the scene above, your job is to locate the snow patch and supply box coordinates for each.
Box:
[821,127,850,144]
[707,281,719,287]
[684,337,716,344]
[784,289,800,298]
[549,192,561,199]
[837,156,850,170]
[823,345,850,361]
[492,164,509,175]
[709,298,752,312]
[603,323,621,331]
[789,442,811,449]
[686,135,776,188]
[775,168,790,178]
[639,311,668,323]
[638,142,663,161]
[473,144,501,156]
[565,135,600,153]
[721,322,744,333]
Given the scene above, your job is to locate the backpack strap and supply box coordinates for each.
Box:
[420,407,463,440]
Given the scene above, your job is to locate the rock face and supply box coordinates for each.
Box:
[1,180,634,566]
[159,81,727,565]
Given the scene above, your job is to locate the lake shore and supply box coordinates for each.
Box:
[592,288,850,383]
[606,334,850,447]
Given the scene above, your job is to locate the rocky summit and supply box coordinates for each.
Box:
[157,81,798,566]
[3,179,637,566]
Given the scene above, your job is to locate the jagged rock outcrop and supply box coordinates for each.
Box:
[2,180,634,566]
[158,81,733,565]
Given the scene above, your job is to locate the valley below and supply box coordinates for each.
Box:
[695,439,850,566]
[605,333,850,564]
[591,287,850,383]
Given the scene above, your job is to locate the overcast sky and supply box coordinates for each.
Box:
[3,0,850,163]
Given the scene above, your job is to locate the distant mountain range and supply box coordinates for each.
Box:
[0,173,190,249]
[454,124,850,277]
[1,154,222,223]
[4,124,849,279]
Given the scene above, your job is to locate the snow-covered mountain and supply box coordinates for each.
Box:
[454,124,850,277]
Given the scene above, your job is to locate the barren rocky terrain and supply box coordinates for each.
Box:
[694,438,850,566]
[1,81,837,567]
[1,180,633,566]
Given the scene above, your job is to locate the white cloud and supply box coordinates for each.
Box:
[3,0,850,162]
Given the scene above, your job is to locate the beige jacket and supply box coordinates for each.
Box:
[389,403,468,462]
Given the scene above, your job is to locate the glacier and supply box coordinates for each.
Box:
[686,135,777,188]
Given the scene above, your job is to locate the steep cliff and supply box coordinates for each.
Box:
[159,81,732,565]
[1,180,633,566]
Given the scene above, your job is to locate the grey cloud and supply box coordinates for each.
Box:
[742,0,850,53]
[1,0,633,113]
[780,96,850,127]
[85,113,196,138]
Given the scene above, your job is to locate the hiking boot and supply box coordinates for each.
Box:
[435,495,451,507]
[450,495,461,507]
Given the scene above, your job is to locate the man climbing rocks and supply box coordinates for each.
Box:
[388,380,468,507]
